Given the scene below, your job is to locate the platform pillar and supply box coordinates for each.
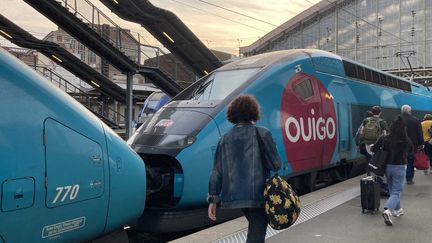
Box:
[125,73,133,139]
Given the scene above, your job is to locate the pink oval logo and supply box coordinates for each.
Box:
[280,73,337,172]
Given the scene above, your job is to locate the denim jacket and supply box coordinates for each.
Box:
[208,124,282,208]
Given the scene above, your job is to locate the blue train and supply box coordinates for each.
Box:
[2,47,432,241]
[0,49,146,242]
[136,91,171,129]
[129,49,432,232]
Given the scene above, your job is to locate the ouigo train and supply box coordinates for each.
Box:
[1,47,432,242]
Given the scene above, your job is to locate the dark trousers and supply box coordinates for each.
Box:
[241,208,268,243]
[406,152,415,182]
[425,143,432,167]
[361,144,388,193]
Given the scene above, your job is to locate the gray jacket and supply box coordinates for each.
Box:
[208,124,282,208]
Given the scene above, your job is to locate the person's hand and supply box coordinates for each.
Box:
[208,203,217,221]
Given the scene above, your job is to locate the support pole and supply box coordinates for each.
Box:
[126,73,133,139]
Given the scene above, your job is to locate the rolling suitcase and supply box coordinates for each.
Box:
[360,176,380,213]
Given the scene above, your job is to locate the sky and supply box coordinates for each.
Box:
[0,0,320,55]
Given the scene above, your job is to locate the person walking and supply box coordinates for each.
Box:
[421,114,432,174]
[207,95,281,243]
[358,106,388,195]
[401,105,424,184]
[356,110,373,161]
[372,115,413,226]
[359,106,388,158]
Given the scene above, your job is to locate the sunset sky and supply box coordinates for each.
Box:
[0,0,320,55]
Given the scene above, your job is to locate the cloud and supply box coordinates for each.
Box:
[1,0,320,55]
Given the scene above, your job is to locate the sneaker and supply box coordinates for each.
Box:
[382,209,393,226]
[407,181,415,185]
[392,208,404,217]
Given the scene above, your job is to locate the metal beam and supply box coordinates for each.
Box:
[125,73,134,139]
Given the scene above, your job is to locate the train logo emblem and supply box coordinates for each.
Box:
[280,73,337,171]
[284,108,336,143]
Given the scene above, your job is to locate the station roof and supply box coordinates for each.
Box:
[240,0,333,54]
[100,0,223,77]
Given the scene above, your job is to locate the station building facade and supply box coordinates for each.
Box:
[241,0,432,84]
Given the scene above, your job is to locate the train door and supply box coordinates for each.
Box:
[328,81,350,159]
[43,118,106,239]
[281,73,327,172]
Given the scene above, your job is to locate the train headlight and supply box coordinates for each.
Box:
[159,135,196,148]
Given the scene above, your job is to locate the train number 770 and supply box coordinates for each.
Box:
[52,185,80,204]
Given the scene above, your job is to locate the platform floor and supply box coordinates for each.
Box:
[171,170,432,243]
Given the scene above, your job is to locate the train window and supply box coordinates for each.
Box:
[365,68,372,82]
[372,71,380,84]
[357,66,366,80]
[378,73,386,85]
[294,79,314,100]
[391,77,397,88]
[343,61,357,78]
[395,79,401,89]
[189,68,260,100]
[383,75,390,86]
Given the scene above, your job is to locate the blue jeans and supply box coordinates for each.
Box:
[241,208,267,243]
[384,164,406,210]
[406,152,415,182]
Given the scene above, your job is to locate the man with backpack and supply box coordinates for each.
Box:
[360,106,388,147]
[359,106,389,195]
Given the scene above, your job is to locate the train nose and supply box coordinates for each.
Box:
[128,106,221,206]
[102,125,146,230]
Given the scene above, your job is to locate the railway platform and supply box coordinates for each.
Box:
[172,170,432,243]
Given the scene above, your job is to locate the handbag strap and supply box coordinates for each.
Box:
[255,126,266,157]
[256,126,272,177]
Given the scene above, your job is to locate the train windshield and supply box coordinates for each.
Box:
[177,68,260,101]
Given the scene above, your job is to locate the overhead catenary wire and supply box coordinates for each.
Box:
[197,0,279,28]
[169,0,270,33]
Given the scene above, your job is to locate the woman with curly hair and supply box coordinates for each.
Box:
[207,95,281,243]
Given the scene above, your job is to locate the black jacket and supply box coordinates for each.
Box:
[372,135,413,165]
[402,113,424,150]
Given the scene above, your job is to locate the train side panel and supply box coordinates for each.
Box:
[0,49,146,242]
[0,49,108,242]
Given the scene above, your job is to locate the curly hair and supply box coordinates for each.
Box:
[227,95,260,124]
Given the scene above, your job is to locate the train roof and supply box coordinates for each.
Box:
[222,49,430,95]
[219,50,309,71]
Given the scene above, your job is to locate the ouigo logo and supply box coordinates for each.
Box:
[284,108,336,143]
[280,73,337,171]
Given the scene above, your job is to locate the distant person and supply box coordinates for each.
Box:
[359,106,388,151]
[357,106,389,195]
[372,115,413,226]
[356,110,374,162]
[401,105,424,184]
[421,114,432,174]
[207,95,281,243]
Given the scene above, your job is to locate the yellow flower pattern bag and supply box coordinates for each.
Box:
[264,175,301,230]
